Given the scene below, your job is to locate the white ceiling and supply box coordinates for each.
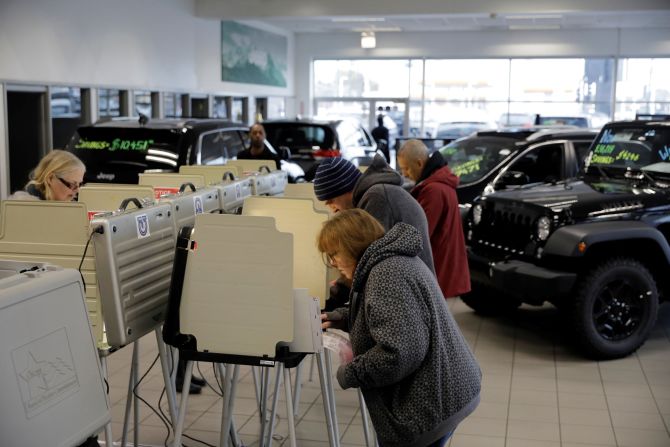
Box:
[260,11,670,33]
[194,0,670,33]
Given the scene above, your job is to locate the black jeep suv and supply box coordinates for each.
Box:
[464,119,670,359]
[439,128,597,219]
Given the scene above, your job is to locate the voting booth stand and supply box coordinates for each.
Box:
[163,213,336,447]
[0,261,110,447]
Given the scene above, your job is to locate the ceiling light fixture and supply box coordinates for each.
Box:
[361,31,376,49]
[508,24,561,30]
[332,17,386,23]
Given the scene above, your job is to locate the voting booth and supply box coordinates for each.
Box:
[283,183,330,213]
[163,213,328,447]
[138,172,206,199]
[90,201,177,347]
[243,196,330,308]
[0,261,109,447]
[0,201,105,347]
[179,164,240,184]
[78,183,155,219]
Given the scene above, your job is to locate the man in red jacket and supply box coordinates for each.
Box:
[397,139,471,298]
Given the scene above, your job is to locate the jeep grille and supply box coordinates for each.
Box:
[471,204,538,256]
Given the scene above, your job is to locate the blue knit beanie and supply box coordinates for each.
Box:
[313,158,362,201]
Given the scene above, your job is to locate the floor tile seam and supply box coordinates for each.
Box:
[597,358,624,446]
[635,349,670,436]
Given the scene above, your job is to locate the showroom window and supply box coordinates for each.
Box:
[134,90,151,117]
[615,58,670,120]
[314,57,618,138]
[163,92,183,118]
[98,89,120,118]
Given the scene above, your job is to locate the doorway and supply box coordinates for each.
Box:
[6,89,49,194]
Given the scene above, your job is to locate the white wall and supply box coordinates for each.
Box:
[0,0,198,90]
[0,0,296,94]
[295,28,670,117]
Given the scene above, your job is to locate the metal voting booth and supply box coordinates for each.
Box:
[163,213,331,447]
[0,261,109,447]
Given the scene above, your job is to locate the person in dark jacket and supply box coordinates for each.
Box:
[371,115,391,163]
[397,140,471,298]
[313,155,435,310]
[237,123,281,169]
[319,209,481,447]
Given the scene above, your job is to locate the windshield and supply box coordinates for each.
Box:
[264,123,335,149]
[439,136,518,183]
[586,126,670,171]
[67,126,184,183]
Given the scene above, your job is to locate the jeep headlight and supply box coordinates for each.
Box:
[472,204,483,225]
[536,216,551,241]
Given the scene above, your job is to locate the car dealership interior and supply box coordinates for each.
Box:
[1,1,669,446]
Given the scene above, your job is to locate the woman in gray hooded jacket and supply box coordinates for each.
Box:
[319,209,481,447]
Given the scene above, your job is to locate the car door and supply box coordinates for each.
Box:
[488,142,566,193]
[196,129,247,165]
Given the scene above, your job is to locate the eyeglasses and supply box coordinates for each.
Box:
[326,252,338,266]
[57,176,83,191]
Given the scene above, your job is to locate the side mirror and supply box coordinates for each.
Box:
[278,146,291,160]
[496,170,529,190]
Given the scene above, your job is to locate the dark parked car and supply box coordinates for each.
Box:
[262,118,378,180]
[463,119,670,359]
[439,127,598,218]
[65,117,304,184]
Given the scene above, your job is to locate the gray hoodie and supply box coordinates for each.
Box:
[352,154,435,273]
[331,223,481,447]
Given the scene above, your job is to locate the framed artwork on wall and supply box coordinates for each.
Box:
[221,21,288,88]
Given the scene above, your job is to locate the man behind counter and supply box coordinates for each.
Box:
[237,123,281,170]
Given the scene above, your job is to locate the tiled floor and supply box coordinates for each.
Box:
[100,299,670,447]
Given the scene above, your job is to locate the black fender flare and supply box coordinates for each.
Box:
[543,221,670,260]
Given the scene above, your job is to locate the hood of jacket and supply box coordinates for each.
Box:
[414,151,459,192]
[351,222,422,293]
[352,154,402,206]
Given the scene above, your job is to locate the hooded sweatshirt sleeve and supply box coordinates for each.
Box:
[337,264,430,389]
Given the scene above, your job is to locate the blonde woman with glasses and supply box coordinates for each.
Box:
[9,150,85,201]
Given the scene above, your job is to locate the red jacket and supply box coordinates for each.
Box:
[411,155,471,298]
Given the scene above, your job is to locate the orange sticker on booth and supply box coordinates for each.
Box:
[153,187,179,199]
[88,211,103,221]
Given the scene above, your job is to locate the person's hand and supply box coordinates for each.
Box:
[321,313,334,330]
[338,343,354,365]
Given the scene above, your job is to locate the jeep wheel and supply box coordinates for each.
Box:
[461,283,521,316]
[573,258,658,359]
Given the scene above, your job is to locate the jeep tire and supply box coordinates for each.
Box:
[461,283,521,316]
[572,258,658,359]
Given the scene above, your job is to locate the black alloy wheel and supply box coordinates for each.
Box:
[572,258,658,359]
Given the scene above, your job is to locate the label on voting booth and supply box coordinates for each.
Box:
[153,187,178,199]
[193,196,204,214]
[135,214,150,239]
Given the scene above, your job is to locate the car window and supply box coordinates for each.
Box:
[264,124,332,149]
[440,137,517,183]
[337,121,369,148]
[574,141,593,170]
[199,130,246,165]
[510,143,564,183]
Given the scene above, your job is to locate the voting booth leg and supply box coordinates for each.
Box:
[172,360,194,447]
[121,341,140,447]
[259,367,272,442]
[292,361,303,417]
[283,364,298,447]
[156,328,179,425]
[252,366,263,415]
[316,352,338,447]
[358,389,374,447]
[99,355,115,446]
[265,365,283,444]
[219,363,240,447]
[324,349,341,443]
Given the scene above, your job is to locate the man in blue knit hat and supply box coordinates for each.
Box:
[314,155,435,309]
